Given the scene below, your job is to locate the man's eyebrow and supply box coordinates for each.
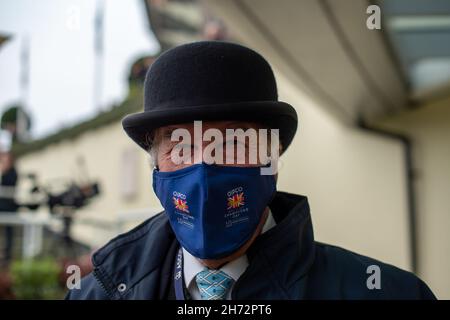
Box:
[225,124,264,133]
[225,122,260,130]
[159,123,262,140]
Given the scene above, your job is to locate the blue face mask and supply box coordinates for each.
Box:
[152,163,276,259]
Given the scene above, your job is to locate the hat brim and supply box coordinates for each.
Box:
[122,101,298,154]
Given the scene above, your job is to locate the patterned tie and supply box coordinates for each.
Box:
[195,268,234,300]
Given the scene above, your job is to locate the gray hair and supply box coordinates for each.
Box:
[147,130,160,169]
[148,146,158,168]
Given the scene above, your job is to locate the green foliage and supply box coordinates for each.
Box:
[10,258,62,299]
[0,105,32,130]
[128,55,155,85]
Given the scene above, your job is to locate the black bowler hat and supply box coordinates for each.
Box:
[122,41,298,153]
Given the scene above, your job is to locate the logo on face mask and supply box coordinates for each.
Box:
[227,187,245,209]
[173,191,190,213]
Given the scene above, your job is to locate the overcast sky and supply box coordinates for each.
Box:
[0,0,159,139]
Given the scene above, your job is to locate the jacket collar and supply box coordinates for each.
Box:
[232,192,316,299]
[91,212,177,299]
[91,191,315,299]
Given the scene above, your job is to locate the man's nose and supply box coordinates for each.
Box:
[191,140,224,164]
[191,141,252,165]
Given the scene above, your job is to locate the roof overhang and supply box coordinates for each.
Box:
[202,0,408,124]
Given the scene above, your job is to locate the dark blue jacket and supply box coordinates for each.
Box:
[66,192,436,300]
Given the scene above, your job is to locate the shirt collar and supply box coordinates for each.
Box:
[183,208,276,288]
[262,207,276,233]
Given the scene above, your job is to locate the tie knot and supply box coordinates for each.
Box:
[195,268,234,300]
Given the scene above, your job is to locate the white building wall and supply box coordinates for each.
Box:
[275,71,411,272]
[16,122,163,248]
[377,95,450,299]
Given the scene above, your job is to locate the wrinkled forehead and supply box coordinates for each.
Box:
[155,120,267,139]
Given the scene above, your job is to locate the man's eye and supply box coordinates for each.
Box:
[224,140,248,148]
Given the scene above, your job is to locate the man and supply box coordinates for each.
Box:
[66,41,435,300]
[0,151,18,266]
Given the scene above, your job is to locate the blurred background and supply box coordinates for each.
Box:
[0,0,449,299]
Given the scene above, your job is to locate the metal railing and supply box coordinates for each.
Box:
[0,207,163,259]
[0,211,58,259]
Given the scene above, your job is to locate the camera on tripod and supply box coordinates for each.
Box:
[19,173,101,214]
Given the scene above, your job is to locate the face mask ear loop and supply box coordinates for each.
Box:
[267,175,277,206]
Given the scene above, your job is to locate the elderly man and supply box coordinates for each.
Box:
[66,41,435,300]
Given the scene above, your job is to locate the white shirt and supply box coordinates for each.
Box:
[182,209,276,300]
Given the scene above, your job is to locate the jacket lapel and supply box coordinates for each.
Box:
[233,192,316,299]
